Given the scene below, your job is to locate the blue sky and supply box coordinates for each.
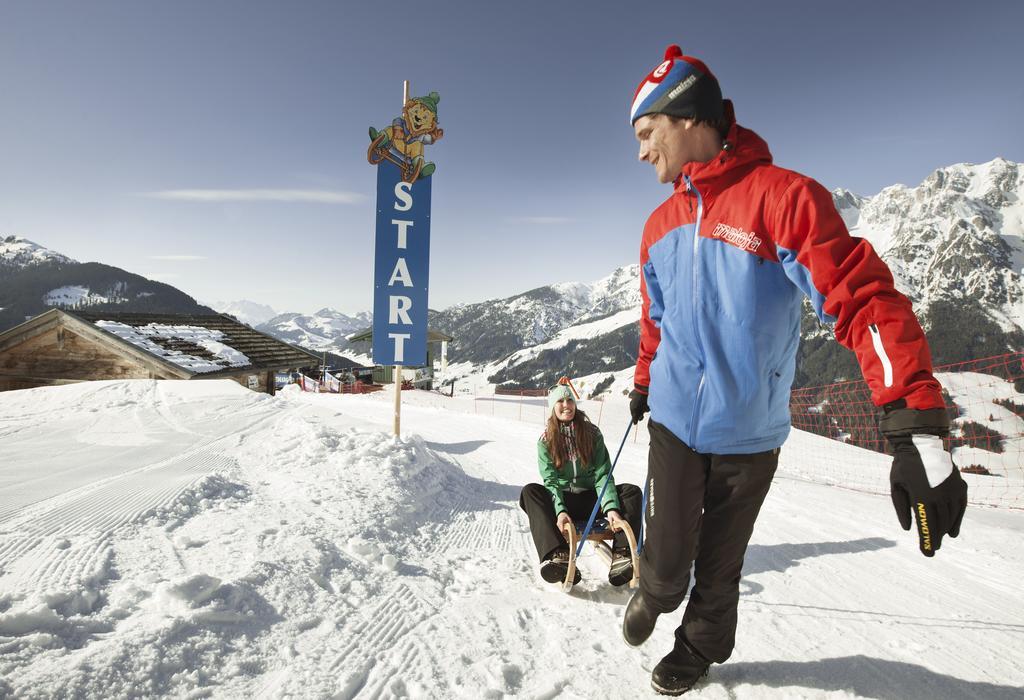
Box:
[2,1,1021,315]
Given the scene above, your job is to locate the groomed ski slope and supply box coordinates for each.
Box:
[1,380,1022,699]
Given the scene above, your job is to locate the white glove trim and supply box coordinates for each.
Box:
[911,433,954,489]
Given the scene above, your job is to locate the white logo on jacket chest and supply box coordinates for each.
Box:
[711,223,763,253]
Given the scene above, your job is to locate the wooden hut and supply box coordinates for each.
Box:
[0,309,319,394]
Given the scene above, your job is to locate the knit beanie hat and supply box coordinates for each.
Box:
[630,45,724,125]
[547,384,575,412]
[413,91,440,114]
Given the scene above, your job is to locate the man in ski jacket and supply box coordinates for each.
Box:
[621,44,969,696]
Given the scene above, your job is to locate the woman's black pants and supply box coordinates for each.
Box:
[519,482,643,562]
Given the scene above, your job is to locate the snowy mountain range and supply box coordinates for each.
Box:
[257,308,373,351]
[246,158,1022,391]
[246,266,642,379]
[0,236,213,331]
[5,158,1021,389]
[837,157,1023,333]
[429,265,640,365]
[0,235,74,268]
[208,299,279,327]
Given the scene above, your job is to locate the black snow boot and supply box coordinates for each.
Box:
[622,590,660,646]
[540,547,581,585]
[651,634,711,696]
[608,547,633,587]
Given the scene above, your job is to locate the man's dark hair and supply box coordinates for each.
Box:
[668,114,730,140]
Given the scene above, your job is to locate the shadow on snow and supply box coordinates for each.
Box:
[715,656,1023,699]
[424,439,492,455]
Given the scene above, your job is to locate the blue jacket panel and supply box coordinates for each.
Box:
[645,215,803,454]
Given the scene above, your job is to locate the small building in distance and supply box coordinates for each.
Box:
[345,327,453,388]
[0,309,320,394]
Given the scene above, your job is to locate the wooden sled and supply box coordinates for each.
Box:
[559,518,640,592]
[367,132,424,184]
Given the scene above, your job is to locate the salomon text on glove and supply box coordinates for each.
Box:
[880,405,968,557]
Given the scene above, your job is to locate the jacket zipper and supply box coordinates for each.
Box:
[684,175,707,448]
[868,323,894,388]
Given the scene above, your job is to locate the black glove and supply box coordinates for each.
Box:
[629,389,649,425]
[880,406,968,557]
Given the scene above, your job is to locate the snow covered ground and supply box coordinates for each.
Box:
[1,380,1022,698]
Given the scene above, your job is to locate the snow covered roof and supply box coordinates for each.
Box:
[93,321,251,374]
[0,310,320,379]
[72,312,319,376]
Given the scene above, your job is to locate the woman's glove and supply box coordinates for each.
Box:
[880,406,968,557]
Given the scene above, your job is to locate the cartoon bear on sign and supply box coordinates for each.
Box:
[368,91,443,183]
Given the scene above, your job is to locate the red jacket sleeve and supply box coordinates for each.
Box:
[634,221,662,393]
[771,177,944,410]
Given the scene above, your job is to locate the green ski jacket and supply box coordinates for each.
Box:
[536,423,621,516]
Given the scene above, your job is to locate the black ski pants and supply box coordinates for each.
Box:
[640,420,778,664]
[519,482,643,562]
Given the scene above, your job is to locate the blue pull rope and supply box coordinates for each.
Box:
[576,420,634,557]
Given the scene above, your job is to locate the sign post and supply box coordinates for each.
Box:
[367,80,443,437]
[393,81,407,440]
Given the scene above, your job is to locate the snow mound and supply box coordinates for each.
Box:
[145,474,251,530]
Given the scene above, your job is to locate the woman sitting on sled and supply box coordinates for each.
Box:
[519,380,642,586]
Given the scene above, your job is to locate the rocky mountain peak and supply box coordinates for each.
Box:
[0,236,76,268]
[835,158,1023,332]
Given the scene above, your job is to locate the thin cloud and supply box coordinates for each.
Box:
[510,216,574,225]
[148,255,207,261]
[145,189,365,204]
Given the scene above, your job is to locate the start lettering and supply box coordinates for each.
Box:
[390,186,413,357]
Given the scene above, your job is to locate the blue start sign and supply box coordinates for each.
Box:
[372,160,431,366]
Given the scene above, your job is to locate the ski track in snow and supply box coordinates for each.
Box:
[1,380,1022,699]
[0,381,275,614]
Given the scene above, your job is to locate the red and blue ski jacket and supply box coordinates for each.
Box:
[635,105,944,454]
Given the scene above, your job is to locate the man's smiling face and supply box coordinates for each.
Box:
[634,113,694,184]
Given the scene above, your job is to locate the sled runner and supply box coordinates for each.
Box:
[367,131,424,183]
[558,517,640,592]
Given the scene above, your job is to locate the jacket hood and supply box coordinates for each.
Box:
[676,100,774,192]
